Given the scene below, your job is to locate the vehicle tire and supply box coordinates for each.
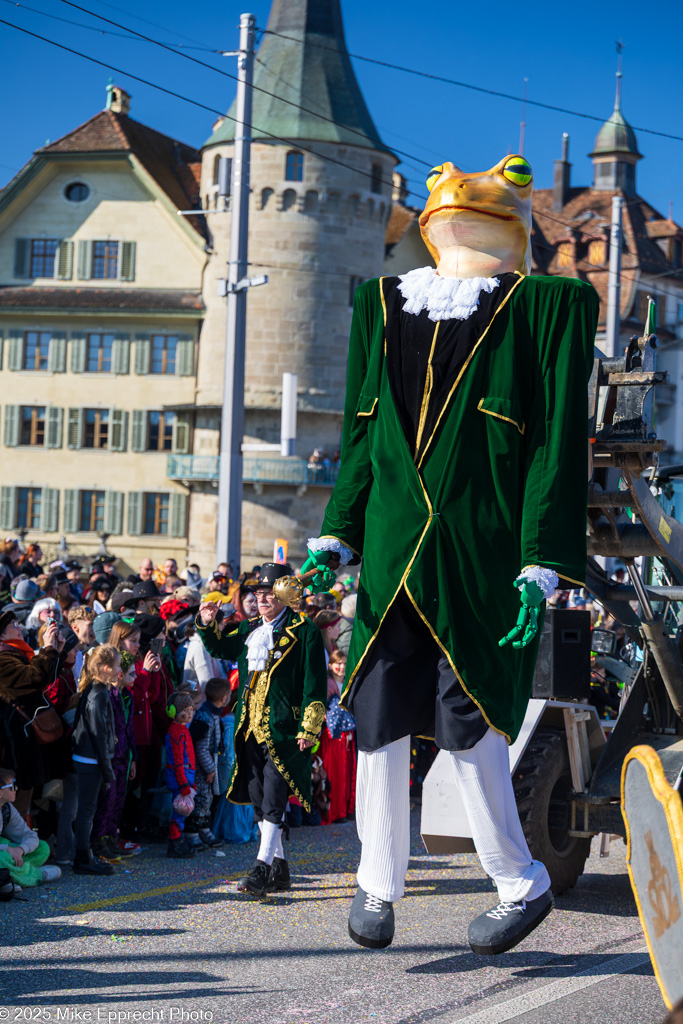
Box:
[513,728,592,895]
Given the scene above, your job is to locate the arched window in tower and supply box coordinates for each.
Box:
[365,198,375,220]
[285,151,304,182]
[379,202,386,223]
[347,195,359,216]
[304,190,319,214]
[326,192,340,213]
[261,187,274,210]
[212,154,221,186]
[371,163,382,195]
[282,189,297,211]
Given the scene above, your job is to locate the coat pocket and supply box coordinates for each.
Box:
[356,392,378,419]
[477,396,525,436]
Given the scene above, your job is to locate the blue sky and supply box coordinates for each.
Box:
[1,0,682,215]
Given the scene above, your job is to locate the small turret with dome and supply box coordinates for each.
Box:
[590,47,642,194]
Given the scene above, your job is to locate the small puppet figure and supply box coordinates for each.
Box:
[302,154,599,954]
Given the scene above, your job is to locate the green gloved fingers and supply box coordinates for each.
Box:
[517,579,544,608]
[498,580,544,649]
[301,548,331,577]
[513,605,538,649]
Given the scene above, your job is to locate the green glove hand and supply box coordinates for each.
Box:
[498,579,544,650]
[300,548,336,594]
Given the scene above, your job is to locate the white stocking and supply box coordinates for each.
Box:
[257,820,280,866]
[356,736,411,903]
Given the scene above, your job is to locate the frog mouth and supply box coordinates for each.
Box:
[420,205,518,227]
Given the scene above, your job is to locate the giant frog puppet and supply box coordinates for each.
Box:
[301,155,599,954]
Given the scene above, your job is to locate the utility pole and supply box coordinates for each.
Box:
[606,194,623,358]
[216,12,256,572]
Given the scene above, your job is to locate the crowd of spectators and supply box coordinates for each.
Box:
[0,540,360,895]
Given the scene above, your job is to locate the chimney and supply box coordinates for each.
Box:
[107,86,132,116]
[553,133,571,211]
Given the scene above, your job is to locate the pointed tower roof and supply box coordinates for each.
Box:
[589,55,641,160]
[204,0,391,154]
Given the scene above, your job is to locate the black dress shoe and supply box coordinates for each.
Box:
[468,888,554,955]
[269,856,291,891]
[166,837,194,859]
[348,886,394,949]
[237,860,275,897]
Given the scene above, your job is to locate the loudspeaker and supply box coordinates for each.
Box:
[532,608,591,701]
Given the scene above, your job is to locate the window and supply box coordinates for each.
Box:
[65,182,90,203]
[151,335,178,375]
[588,239,607,265]
[17,488,41,529]
[557,242,573,268]
[143,493,170,535]
[371,163,382,195]
[23,331,50,371]
[79,490,105,532]
[147,412,174,451]
[20,406,46,446]
[86,333,114,373]
[30,239,58,278]
[92,241,119,279]
[83,409,109,449]
[285,151,304,182]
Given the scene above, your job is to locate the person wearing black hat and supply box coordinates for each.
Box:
[65,560,84,600]
[196,562,327,896]
[132,580,162,615]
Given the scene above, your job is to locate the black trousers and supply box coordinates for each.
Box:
[74,761,103,852]
[348,591,488,753]
[243,737,291,824]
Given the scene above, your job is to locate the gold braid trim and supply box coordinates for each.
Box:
[261,705,312,813]
[296,701,326,742]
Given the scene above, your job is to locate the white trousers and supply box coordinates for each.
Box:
[356,727,551,904]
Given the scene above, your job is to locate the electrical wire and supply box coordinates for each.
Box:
[0,16,426,202]
[262,28,683,146]
[56,0,431,176]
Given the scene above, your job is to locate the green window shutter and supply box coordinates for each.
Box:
[63,489,79,533]
[67,408,83,449]
[127,492,143,536]
[110,409,127,451]
[4,406,19,447]
[0,486,17,530]
[48,331,67,373]
[76,240,92,280]
[46,406,63,448]
[170,492,187,538]
[119,241,136,281]
[0,330,3,371]
[8,330,24,372]
[131,410,147,452]
[41,487,59,533]
[70,335,86,374]
[112,333,130,375]
[104,490,123,534]
[176,335,195,376]
[172,412,191,455]
[55,240,73,280]
[134,334,151,375]
[14,239,30,279]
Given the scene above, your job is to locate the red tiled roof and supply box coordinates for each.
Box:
[0,288,204,312]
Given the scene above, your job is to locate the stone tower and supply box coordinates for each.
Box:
[191,0,396,568]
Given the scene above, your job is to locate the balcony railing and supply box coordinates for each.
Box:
[167,455,340,487]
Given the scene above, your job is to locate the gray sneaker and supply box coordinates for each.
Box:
[348,886,394,949]
[468,888,553,955]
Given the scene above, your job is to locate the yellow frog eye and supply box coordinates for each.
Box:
[502,158,532,187]
[426,166,444,192]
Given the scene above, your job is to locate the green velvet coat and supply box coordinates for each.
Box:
[321,272,599,743]
[196,610,327,810]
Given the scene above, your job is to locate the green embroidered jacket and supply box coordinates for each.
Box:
[320,273,599,744]
[196,609,327,810]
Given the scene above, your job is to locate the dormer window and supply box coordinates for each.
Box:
[285,151,304,182]
[588,239,608,265]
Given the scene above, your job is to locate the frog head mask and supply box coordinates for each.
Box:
[419,155,532,279]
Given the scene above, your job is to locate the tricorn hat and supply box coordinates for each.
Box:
[252,562,292,590]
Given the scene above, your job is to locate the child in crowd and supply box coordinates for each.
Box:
[71,645,118,876]
[164,691,196,859]
[320,650,356,824]
[90,650,138,863]
[0,766,61,888]
[185,677,231,849]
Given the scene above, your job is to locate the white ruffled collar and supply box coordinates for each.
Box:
[397,267,499,322]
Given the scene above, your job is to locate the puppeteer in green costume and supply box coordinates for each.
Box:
[302,155,599,954]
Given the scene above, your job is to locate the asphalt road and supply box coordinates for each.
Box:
[0,811,665,1024]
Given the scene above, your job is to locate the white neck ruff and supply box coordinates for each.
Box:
[397,266,500,322]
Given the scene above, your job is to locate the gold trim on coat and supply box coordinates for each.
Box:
[417,272,525,470]
[357,398,378,419]
[317,535,362,560]
[415,322,441,458]
[477,397,525,436]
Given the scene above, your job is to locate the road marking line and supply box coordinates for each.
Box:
[64,873,239,913]
[447,950,650,1024]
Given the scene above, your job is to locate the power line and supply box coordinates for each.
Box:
[262,28,683,146]
[0,16,425,203]
[57,0,431,175]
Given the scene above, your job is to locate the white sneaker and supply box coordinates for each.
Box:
[40,865,62,883]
